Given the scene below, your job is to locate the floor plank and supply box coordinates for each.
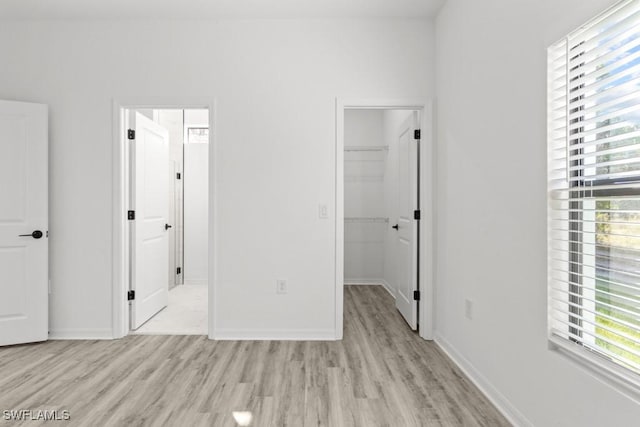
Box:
[0,286,510,427]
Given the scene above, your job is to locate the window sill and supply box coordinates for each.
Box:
[548,335,640,403]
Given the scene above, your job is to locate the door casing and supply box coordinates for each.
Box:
[112,97,216,339]
[335,98,434,341]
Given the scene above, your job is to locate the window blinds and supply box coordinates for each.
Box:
[548,0,640,377]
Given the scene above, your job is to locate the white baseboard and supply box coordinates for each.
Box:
[344,279,396,298]
[344,279,383,285]
[48,328,114,340]
[379,279,396,298]
[434,334,532,427]
[214,328,336,341]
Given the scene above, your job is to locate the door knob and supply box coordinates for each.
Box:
[19,230,43,239]
[165,224,172,230]
[392,224,399,230]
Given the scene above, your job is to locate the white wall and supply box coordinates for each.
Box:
[184,109,209,127]
[0,19,434,338]
[344,110,386,283]
[184,109,209,285]
[435,0,640,425]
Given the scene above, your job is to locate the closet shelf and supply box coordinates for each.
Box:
[345,217,389,223]
[344,145,389,152]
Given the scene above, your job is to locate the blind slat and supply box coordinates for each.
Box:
[550,316,640,364]
[550,309,640,349]
[550,295,640,333]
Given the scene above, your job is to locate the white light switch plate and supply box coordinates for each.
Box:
[319,204,328,219]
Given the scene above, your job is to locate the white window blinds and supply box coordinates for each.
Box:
[548,0,640,380]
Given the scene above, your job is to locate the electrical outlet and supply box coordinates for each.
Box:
[276,279,287,294]
[465,299,473,320]
[319,204,328,219]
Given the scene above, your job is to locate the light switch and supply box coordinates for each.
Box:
[319,204,328,219]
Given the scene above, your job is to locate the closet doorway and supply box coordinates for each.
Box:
[335,99,434,340]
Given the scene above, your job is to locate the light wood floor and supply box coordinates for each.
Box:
[0,286,510,427]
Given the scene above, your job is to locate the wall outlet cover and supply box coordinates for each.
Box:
[277,279,287,294]
[465,299,473,320]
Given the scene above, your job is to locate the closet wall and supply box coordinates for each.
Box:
[344,110,388,285]
[183,109,209,286]
[153,110,185,289]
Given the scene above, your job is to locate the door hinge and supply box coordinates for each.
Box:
[414,129,421,140]
[128,129,135,140]
[127,290,135,301]
[414,210,421,220]
[176,172,181,180]
[127,210,135,220]
[413,290,420,301]
[177,267,182,275]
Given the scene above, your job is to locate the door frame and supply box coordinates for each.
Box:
[335,98,434,340]
[112,96,216,339]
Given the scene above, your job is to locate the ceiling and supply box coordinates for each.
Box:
[0,0,446,20]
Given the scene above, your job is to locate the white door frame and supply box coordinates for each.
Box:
[335,98,434,340]
[112,96,216,339]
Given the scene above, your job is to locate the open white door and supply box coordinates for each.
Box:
[395,112,419,330]
[131,112,170,330]
[0,100,48,346]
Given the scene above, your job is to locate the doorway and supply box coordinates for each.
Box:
[335,99,434,341]
[112,98,215,339]
[127,108,209,335]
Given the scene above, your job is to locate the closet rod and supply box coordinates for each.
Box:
[344,146,389,152]
[344,217,389,223]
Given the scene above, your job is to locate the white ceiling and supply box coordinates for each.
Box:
[0,0,446,20]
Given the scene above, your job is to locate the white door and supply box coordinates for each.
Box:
[395,112,419,330]
[0,100,48,346]
[131,112,170,329]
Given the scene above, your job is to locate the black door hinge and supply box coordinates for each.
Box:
[414,129,421,140]
[128,129,135,140]
[176,172,181,180]
[127,290,135,301]
[413,290,420,301]
[414,210,421,220]
[128,210,135,220]
[177,267,182,275]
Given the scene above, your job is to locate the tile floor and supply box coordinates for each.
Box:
[133,284,207,335]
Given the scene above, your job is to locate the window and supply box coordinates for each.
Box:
[187,127,209,144]
[548,0,640,386]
